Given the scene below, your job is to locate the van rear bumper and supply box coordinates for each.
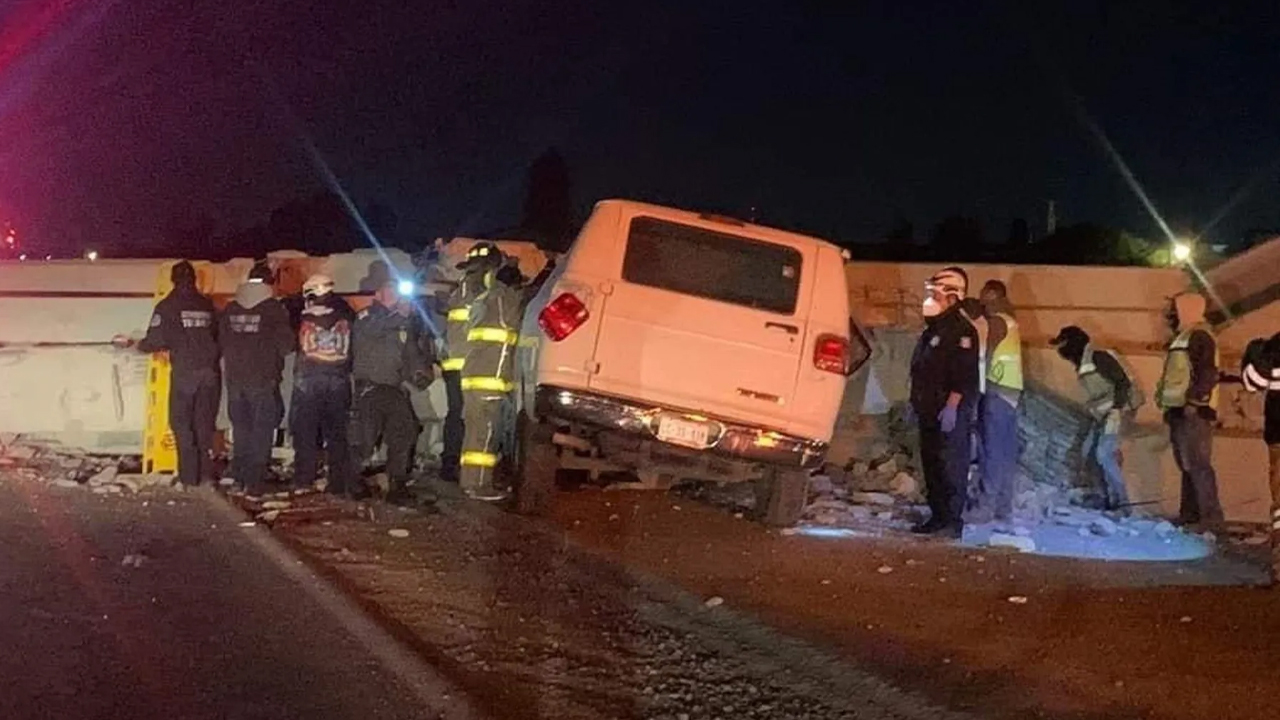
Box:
[535,385,827,470]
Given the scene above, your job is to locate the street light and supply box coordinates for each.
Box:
[1172,242,1192,263]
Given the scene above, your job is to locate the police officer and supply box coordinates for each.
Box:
[1051,325,1136,512]
[116,260,220,486]
[975,280,1022,524]
[350,280,435,504]
[292,274,356,494]
[219,261,296,496]
[1156,292,1223,530]
[909,266,980,537]
[459,248,523,501]
[1242,331,1280,580]
[437,243,498,483]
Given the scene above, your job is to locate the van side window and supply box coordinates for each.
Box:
[621,217,802,315]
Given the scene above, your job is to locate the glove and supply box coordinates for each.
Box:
[938,404,958,433]
[1195,405,1217,422]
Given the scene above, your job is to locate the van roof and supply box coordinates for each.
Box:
[594,199,846,255]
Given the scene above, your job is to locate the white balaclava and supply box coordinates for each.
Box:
[922,267,968,318]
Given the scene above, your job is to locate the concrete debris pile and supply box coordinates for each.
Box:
[0,437,169,495]
[802,421,925,530]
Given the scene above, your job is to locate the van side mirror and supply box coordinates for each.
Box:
[845,318,871,376]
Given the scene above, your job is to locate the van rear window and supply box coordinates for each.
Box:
[621,217,802,314]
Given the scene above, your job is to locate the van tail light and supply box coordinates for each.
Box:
[538,292,590,341]
[814,333,850,374]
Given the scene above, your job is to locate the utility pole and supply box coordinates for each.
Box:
[1046,200,1058,237]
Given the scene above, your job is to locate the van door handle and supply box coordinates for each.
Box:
[765,322,798,335]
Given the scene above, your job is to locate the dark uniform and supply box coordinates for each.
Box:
[292,283,355,493]
[350,296,434,503]
[137,261,220,486]
[910,303,980,535]
[219,271,296,495]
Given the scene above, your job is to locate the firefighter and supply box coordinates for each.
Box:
[437,243,498,483]
[459,247,523,501]
[909,266,980,537]
[115,261,220,486]
[219,261,296,496]
[291,274,356,494]
[350,280,435,504]
[1156,292,1223,529]
[1241,332,1280,579]
[1051,325,1135,512]
[975,280,1022,524]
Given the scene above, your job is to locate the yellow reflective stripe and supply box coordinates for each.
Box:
[461,376,514,392]
[461,451,497,467]
[447,307,470,322]
[440,357,465,371]
[467,326,517,344]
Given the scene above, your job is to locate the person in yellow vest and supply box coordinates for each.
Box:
[458,249,524,501]
[975,280,1022,524]
[1051,325,1138,512]
[437,242,498,483]
[1156,291,1223,529]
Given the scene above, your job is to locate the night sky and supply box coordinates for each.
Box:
[4,0,1279,255]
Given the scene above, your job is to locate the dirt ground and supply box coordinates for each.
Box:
[546,488,1276,720]
[274,485,1280,720]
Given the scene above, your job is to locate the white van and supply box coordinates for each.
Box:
[513,200,869,525]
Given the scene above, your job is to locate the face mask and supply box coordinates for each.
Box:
[922,296,943,317]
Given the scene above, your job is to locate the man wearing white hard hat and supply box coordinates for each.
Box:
[908,266,981,538]
[291,274,357,495]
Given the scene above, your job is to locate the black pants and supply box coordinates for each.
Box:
[170,369,220,486]
[228,385,283,494]
[291,373,352,493]
[918,409,973,528]
[1169,411,1224,524]
[440,369,464,482]
[350,383,419,492]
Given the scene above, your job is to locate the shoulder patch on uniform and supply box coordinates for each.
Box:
[929,335,941,347]
[960,336,973,349]
[149,313,162,328]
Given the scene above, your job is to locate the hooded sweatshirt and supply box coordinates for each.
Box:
[296,292,355,378]
[219,282,295,390]
[138,282,220,381]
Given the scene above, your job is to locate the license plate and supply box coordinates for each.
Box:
[655,417,710,449]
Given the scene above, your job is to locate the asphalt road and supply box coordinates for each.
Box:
[0,475,476,720]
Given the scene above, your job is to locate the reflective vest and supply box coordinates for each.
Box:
[1078,345,1117,420]
[1157,323,1219,410]
[442,273,484,371]
[461,275,522,395]
[987,312,1023,392]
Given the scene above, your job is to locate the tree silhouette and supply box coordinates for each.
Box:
[1007,217,1031,246]
[932,215,984,249]
[520,148,573,252]
[886,214,914,243]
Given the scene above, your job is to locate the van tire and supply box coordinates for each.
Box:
[754,469,809,527]
[514,416,558,516]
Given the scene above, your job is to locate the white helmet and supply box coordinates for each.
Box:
[302,274,335,298]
